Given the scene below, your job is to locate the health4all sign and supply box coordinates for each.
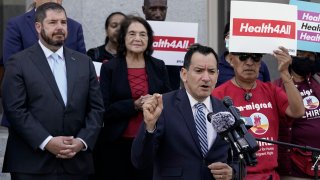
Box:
[233,18,295,39]
[290,0,320,53]
[153,36,194,52]
[229,1,297,55]
[148,21,198,66]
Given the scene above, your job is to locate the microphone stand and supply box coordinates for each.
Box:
[256,138,320,179]
[224,134,253,180]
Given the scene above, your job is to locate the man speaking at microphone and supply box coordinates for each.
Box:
[131,44,236,180]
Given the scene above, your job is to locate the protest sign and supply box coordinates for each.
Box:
[290,0,320,53]
[148,21,198,66]
[229,1,297,55]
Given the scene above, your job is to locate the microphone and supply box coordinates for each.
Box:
[208,111,243,155]
[208,111,253,153]
[208,111,235,133]
[223,96,241,119]
[216,96,260,166]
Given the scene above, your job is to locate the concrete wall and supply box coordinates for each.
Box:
[27,0,209,50]
[58,0,208,50]
[0,127,9,180]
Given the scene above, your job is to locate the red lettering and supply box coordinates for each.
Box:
[153,36,195,52]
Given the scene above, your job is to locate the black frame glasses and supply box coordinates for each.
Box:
[232,53,262,62]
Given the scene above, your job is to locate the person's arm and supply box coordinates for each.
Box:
[3,19,23,65]
[131,94,163,169]
[99,61,139,123]
[86,48,96,61]
[75,59,104,151]
[2,56,51,149]
[273,47,305,118]
[76,24,86,54]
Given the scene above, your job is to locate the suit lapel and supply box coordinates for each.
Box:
[30,43,65,105]
[64,48,78,106]
[177,89,203,156]
[25,9,38,40]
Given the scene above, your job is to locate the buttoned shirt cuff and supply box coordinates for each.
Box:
[77,137,88,151]
[146,125,156,134]
[40,135,53,150]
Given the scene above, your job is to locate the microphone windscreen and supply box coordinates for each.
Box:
[208,111,235,133]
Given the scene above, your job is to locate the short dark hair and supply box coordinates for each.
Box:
[183,43,219,70]
[104,12,126,44]
[117,15,154,57]
[35,2,66,23]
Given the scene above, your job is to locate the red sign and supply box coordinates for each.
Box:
[233,18,296,39]
[153,36,195,52]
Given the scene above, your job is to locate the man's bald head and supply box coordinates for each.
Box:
[142,0,167,21]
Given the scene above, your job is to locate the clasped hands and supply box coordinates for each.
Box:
[45,136,84,159]
[134,94,153,111]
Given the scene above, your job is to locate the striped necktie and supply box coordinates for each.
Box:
[194,102,208,156]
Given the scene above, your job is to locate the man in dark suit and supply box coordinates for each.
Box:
[132,44,235,180]
[1,3,104,180]
[2,0,86,65]
[1,0,86,127]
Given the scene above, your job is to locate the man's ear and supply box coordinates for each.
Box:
[35,22,41,34]
[229,54,235,67]
[180,67,187,83]
[142,6,146,15]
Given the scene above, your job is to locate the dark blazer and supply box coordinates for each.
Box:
[2,8,86,65]
[99,55,171,142]
[2,43,104,174]
[132,89,233,180]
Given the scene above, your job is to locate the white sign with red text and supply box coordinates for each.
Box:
[229,1,297,55]
[148,21,198,66]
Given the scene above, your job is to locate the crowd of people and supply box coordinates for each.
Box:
[1,0,320,180]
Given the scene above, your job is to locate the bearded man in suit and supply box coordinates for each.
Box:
[2,3,104,180]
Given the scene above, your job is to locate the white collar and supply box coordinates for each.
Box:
[38,40,64,59]
[186,90,212,112]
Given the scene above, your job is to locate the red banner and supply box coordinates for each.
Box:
[153,36,195,52]
[233,18,296,39]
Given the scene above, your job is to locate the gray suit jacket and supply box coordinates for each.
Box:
[2,43,104,174]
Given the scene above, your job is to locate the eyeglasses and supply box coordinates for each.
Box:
[232,53,262,62]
